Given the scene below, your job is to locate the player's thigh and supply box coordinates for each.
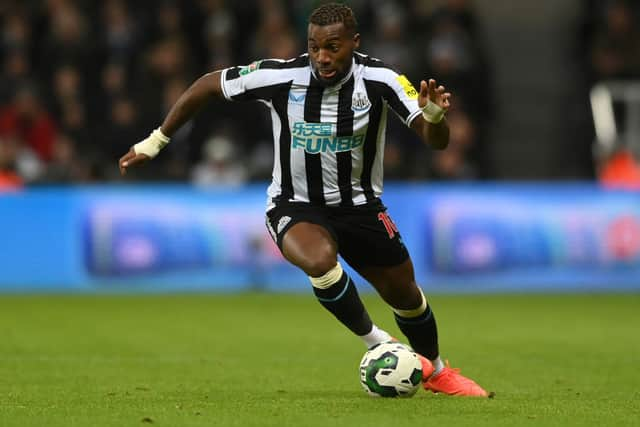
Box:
[356,258,423,310]
[332,202,421,309]
[333,202,409,270]
[266,204,338,276]
[281,222,338,276]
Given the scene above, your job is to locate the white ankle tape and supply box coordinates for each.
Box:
[393,289,427,318]
[309,263,343,289]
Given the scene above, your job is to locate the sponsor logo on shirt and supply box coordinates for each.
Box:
[290,122,364,154]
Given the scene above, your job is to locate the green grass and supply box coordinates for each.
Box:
[0,293,638,426]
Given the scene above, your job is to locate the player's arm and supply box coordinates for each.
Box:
[118,71,223,175]
[161,71,223,136]
[409,79,451,150]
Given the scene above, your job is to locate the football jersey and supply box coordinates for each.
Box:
[220,52,422,210]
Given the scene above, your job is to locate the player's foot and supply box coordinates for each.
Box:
[423,362,488,397]
[417,354,435,381]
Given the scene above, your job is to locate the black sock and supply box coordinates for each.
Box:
[313,271,373,336]
[394,304,439,360]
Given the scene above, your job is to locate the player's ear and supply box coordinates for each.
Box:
[353,33,360,49]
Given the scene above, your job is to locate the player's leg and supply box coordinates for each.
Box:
[358,261,488,397]
[280,222,392,346]
[335,203,488,396]
[265,205,390,347]
[356,260,442,371]
[331,204,440,362]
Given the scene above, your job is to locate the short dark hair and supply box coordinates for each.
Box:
[309,3,357,35]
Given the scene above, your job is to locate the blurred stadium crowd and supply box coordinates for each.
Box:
[0,0,639,188]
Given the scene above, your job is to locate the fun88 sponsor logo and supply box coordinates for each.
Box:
[291,122,364,154]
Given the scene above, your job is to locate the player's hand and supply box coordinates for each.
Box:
[418,79,451,111]
[118,127,170,175]
[118,148,150,176]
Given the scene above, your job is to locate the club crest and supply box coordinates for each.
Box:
[351,92,371,112]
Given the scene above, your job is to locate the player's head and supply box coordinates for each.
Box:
[308,3,360,86]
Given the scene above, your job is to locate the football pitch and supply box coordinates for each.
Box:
[0,293,638,426]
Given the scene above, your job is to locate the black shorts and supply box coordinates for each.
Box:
[265,199,409,269]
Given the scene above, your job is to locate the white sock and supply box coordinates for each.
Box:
[431,356,445,376]
[360,325,392,348]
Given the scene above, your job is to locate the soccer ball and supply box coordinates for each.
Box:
[359,342,423,397]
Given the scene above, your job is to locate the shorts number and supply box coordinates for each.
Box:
[377,212,399,239]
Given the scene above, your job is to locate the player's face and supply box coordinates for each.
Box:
[308,23,360,86]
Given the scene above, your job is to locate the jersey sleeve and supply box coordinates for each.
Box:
[368,66,422,126]
[220,60,286,102]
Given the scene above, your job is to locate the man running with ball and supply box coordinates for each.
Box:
[120,3,488,397]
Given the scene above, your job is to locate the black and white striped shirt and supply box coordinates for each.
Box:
[220,52,422,210]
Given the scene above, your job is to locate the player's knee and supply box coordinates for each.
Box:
[301,246,337,277]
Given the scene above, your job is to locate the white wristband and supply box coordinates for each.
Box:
[421,99,446,124]
[133,127,171,158]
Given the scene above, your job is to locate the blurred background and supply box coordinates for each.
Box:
[1,0,639,292]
